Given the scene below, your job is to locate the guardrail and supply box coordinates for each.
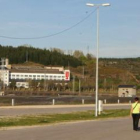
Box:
[0,96,135,106]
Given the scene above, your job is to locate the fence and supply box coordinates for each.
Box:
[0,96,136,106]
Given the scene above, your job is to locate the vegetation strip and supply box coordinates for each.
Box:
[0,109,129,128]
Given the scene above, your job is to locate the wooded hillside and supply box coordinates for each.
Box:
[1,44,140,94]
[0,45,83,67]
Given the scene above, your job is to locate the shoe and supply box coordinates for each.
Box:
[133,129,138,131]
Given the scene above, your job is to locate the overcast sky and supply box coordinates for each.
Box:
[0,0,140,58]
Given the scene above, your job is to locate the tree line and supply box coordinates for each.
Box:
[0,45,84,67]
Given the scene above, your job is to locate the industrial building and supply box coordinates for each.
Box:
[0,58,70,88]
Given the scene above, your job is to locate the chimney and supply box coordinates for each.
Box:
[5,58,9,66]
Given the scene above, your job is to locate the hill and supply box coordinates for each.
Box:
[1,44,140,94]
[69,58,140,94]
[0,45,83,67]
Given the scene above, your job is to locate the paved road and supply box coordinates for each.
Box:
[0,104,130,117]
[0,117,140,140]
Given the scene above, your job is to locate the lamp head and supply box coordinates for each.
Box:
[86,3,94,7]
[86,3,111,7]
[102,3,111,6]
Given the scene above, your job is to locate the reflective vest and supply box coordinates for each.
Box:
[132,102,140,114]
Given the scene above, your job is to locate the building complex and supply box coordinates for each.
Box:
[0,58,70,88]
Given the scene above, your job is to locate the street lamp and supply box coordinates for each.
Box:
[86,3,110,117]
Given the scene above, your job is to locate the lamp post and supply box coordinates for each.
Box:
[86,3,110,117]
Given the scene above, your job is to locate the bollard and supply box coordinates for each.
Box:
[82,99,85,104]
[118,99,120,104]
[129,100,131,104]
[98,100,103,115]
[52,99,55,105]
[12,99,15,106]
[104,99,106,104]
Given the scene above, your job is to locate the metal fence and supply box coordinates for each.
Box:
[0,95,136,106]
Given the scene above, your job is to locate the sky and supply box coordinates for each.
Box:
[0,0,140,58]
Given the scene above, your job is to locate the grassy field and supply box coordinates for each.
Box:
[0,109,130,128]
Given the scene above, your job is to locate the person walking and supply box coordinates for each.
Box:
[130,97,140,131]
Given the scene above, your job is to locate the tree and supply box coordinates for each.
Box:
[51,48,64,54]
[73,50,84,59]
[86,53,95,60]
[9,80,16,90]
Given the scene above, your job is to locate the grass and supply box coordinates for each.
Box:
[0,109,130,128]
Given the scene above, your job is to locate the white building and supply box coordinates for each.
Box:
[0,58,70,87]
[118,85,136,97]
[16,82,29,88]
[0,69,9,86]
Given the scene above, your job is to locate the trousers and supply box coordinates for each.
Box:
[132,114,140,130]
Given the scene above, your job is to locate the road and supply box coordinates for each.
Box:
[0,117,140,140]
[0,104,131,117]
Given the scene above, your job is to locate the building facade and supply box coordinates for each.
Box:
[0,58,70,88]
[118,85,136,97]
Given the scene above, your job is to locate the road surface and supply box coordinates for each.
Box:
[0,104,130,117]
[0,117,139,140]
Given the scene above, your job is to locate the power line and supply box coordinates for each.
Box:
[0,9,97,40]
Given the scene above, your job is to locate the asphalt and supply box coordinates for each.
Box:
[0,103,130,109]
[0,117,139,140]
[0,104,131,117]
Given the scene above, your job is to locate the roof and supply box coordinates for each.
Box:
[118,85,136,88]
[9,65,63,74]
[10,69,63,74]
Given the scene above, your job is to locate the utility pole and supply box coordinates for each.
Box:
[73,76,75,93]
[0,58,5,90]
[83,66,85,79]
[68,61,70,70]
[87,46,89,55]
[79,79,81,95]
[44,72,46,91]
[26,51,28,62]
